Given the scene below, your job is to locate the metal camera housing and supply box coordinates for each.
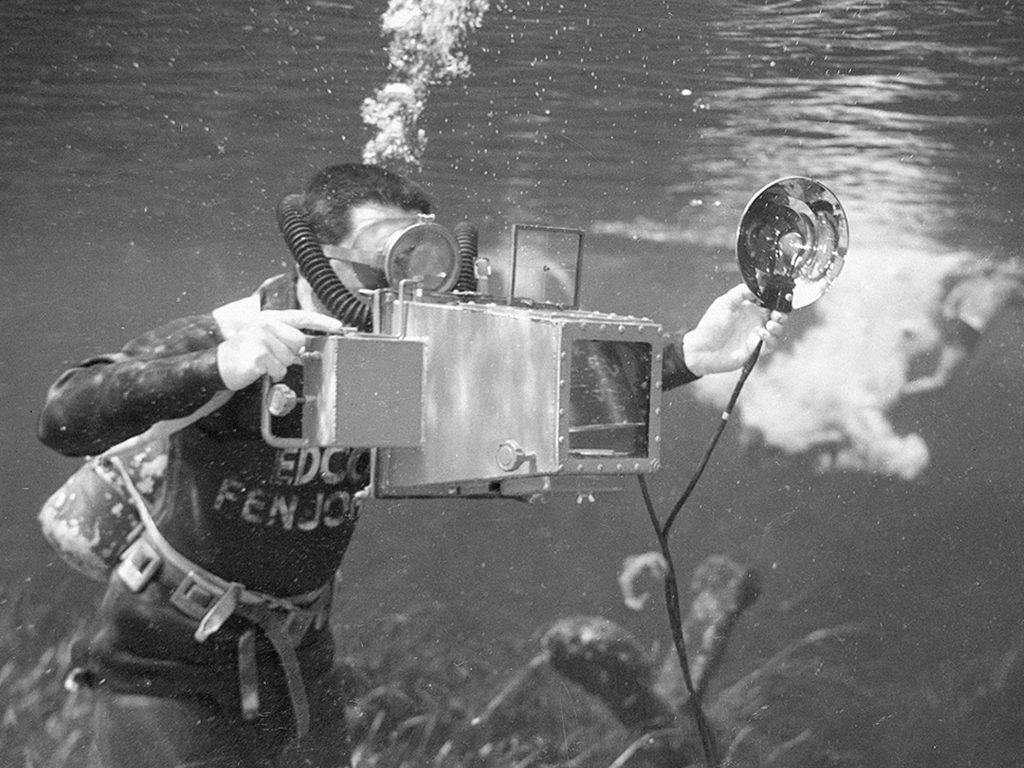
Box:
[263,224,664,500]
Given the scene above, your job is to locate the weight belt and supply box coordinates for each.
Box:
[110,456,330,739]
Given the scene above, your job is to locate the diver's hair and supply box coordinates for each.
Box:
[301,163,434,245]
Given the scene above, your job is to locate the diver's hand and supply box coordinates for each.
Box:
[216,310,343,391]
[682,284,786,376]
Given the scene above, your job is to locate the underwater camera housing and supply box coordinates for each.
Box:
[263,223,664,500]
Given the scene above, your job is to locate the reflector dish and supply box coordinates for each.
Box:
[737,177,848,311]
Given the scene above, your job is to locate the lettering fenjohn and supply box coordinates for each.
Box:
[213,447,369,531]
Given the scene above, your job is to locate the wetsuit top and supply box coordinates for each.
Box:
[37,274,369,598]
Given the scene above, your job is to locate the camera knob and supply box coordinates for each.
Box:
[267,383,299,417]
[496,440,530,472]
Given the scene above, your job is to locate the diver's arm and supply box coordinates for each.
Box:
[38,308,346,456]
[37,316,226,457]
[662,333,703,391]
[901,345,969,396]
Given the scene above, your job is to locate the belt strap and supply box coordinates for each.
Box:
[237,604,311,737]
[97,391,233,461]
[110,457,329,739]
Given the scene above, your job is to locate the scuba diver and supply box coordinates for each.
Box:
[37,163,786,768]
[902,261,1024,396]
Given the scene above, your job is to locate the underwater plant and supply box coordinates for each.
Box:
[11,567,1024,768]
[0,578,95,768]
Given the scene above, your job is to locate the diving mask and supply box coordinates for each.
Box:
[328,213,460,294]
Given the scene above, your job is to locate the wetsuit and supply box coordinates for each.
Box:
[38,273,701,768]
[38,275,364,768]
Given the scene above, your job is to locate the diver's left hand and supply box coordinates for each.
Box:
[682,284,786,376]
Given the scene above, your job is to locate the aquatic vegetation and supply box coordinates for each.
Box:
[618,552,668,611]
[339,603,620,767]
[456,556,857,766]
[710,625,881,768]
[0,579,94,768]
[11,578,1020,768]
[362,0,490,170]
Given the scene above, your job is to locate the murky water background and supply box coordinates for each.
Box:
[3,0,1024,764]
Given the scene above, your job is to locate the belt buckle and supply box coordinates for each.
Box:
[116,538,162,593]
[170,571,222,621]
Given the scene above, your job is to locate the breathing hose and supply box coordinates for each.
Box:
[453,221,479,292]
[276,194,372,331]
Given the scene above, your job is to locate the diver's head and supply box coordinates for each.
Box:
[302,163,434,246]
[297,164,457,301]
[320,202,426,293]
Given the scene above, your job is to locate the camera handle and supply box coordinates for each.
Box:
[259,348,321,449]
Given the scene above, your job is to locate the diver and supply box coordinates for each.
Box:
[902,261,1024,396]
[37,163,786,768]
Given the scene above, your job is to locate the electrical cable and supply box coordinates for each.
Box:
[638,338,764,768]
[638,474,719,767]
[663,339,763,537]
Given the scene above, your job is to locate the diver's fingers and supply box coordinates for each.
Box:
[244,310,341,358]
[724,283,758,308]
[218,332,284,390]
[268,309,345,335]
[255,315,313,355]
[256,331,299,379]
[755,315,787,351]
[217,314,320,391]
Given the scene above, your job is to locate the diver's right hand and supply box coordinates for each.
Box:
[216,310,344,391]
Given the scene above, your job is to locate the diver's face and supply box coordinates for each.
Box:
[321,203,424,293]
